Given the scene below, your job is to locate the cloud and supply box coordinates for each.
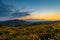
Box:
[12,12,30,18]
[0,0,30,20]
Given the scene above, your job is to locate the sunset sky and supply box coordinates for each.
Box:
[0,0,60,21]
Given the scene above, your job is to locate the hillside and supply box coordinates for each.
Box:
[0,20,31,26]
[0,21,60,40]
[0,19,60,26]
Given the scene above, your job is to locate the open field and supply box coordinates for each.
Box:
[0,22,60,40]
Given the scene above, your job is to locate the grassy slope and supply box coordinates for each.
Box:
[0,22,60,40]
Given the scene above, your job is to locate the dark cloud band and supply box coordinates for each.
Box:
[0,0,30,20]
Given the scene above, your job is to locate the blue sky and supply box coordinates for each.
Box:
[0,0,60,21]
[3,0,60,11]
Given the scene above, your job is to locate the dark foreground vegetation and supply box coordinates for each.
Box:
[0,22,60,40]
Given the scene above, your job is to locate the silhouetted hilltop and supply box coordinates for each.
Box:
[0,19,31,26]
[0,19,60,26]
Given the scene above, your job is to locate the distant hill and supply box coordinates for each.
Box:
[0,19,60,26]
[25,19,46,22]
[0,20,31,26]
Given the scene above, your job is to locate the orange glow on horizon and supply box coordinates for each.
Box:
[16,13,60,20]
